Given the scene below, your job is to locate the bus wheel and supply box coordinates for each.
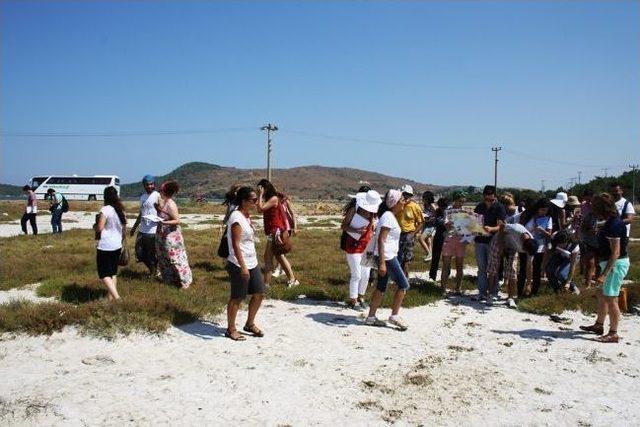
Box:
[88,195,96,201]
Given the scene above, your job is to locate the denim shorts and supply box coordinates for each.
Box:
[377,257,410,292]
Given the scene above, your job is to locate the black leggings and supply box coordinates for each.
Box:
[21,213,38,235]
[429,231,445,280]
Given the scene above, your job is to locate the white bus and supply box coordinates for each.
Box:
[30,175,120,201]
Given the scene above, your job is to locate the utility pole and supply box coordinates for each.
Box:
[577,171,582,185]
[260,123,278,181]
[602,168,609,178]
[541,179,545,194]
[492,146,502,192]
[630,164,639,205]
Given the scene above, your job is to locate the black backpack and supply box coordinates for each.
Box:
[61,196,70,213]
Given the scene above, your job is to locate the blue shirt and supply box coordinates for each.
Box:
[597,217,628,260]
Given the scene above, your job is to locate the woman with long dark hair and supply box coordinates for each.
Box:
[521,198,553,296]
[428,197,449,281]
[93,186,126,300]
[225,186,266,341]
[340,187,381,310]
[155,180,193,289]
[256,178,298,288]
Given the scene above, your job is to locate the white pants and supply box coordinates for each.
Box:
[346,253,371,299]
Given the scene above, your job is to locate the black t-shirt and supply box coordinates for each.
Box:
[474,201,507,244]
[597,217,628,260]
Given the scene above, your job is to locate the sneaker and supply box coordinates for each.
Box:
[388,315,408,331]
[347,301,364,312]
[286,279,300,288]
[272,266,283,278]
[364,316,387,327]
[357,299,369,310]
[506,298,518,309]
[424,255,432,262]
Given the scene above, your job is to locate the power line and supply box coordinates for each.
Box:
[0,127,258,137]
[281,129,486,150]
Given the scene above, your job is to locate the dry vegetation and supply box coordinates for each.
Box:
[0,201,638,337]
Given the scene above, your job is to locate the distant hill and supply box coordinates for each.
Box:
[120,162,450,200]
[0,183,23,198]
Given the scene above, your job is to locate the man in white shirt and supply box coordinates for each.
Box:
[130,175,160,276]
[610,182,636,238]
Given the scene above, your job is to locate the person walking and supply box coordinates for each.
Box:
[225,187,266,341]
[580,193,630,343]
[47,188,65,234]
[155,180,193,289]
[340,189,382,310]
[440,191,470,295]
[256,179,299,288]
[364,190,410,331]
[396,185,424,277]
[130,175,160,277]
[93,186,126,301]
[428,197,449,281]
[473,185,506,301]
[20,185,38,235]
[418,191,437,262]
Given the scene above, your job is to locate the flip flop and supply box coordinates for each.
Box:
[225,330,246,341]
[243,324,264,337]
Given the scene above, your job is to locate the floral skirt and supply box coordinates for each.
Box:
[156,226,193,288]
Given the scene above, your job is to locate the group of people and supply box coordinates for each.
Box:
[339,182,634,343]
[20,186,66,235]
[19,174,635,344]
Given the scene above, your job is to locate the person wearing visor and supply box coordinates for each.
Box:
[130,175,161,278]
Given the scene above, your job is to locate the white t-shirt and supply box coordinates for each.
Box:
[97,206,123,251]
[376,211,402,261]
[347,212,371,240]
[615,197,635,237]
[226,210,258,269]
[139,191,160,234]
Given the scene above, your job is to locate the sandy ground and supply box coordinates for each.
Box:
[0,212,341,237]
[1,281,639,426]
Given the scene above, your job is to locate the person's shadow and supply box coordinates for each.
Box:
[305,312,361,328]
[491,328,592,342]
[177,320,227,339]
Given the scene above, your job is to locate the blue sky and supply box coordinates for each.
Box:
[1,1,638,189]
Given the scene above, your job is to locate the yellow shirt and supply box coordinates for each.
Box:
[396,200,424,233]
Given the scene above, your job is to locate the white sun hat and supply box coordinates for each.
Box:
[355,190,383,213]
[550,192,568,208]
[400,184,414,196]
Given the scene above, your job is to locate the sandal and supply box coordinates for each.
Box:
[243,324,264,337]
[596,333,619,343]
[225,329,246,341]
[579,323,604,335]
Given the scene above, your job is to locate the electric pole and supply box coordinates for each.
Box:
[492,146,502,192]
[577,171,581,185]
[541,179,545,194]
[260,123,278,181]
[602,168,609,178]
[630,164,639,205]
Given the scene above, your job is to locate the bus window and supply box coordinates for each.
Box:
[115,178,120,185]
[31,177,48,188]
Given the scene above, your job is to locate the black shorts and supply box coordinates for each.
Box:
[97,249,121,278]
[226,262,265,300]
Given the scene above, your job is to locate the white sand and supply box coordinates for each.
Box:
[0,212,343,237]
[1,285,639,426]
